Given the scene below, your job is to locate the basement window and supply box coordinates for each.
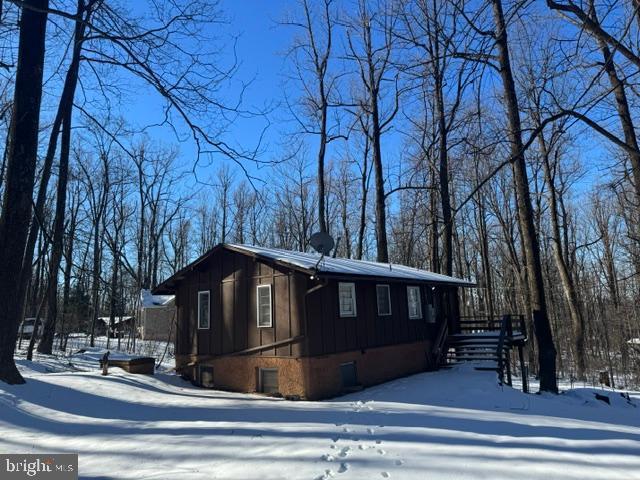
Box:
[340,362,358,388]
[338,282,357,317]
[257,284,273,328]
[198,365,214,388]
[407,286,422,320]
[197,290,210,329]
[376,284,392,316]
[259,368,279,394]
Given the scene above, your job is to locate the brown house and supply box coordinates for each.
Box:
[153,243,474,400]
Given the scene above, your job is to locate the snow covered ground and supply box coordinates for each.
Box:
[0,355,639,480]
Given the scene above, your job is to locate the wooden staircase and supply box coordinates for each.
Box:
[439,315,529,392]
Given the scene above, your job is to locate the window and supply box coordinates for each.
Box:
[338,282,357,317]
[376,284,392,316]
[407,286,422,319]
[198,365,214,388]
[259,368,279,394]
[340,362,358,388]
[257,284,272,327]
[197,290,210,329]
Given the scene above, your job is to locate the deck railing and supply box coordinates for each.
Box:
[431,317,449,369]
[458,315,526,339]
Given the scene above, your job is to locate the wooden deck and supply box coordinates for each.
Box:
[442,315,529,392]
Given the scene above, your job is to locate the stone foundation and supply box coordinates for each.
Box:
[176,340,431,400]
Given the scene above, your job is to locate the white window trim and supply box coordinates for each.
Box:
[338,282,357,318]
[407,286,423,320]
[197,290,210,329]
[256,284,273,328]
[376,284,392,316]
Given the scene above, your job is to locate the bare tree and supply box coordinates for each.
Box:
[38,0,98,354]
[345,0,401,262]
[0,0,48,384]
[283,0,342,234]
[489,0,558,392]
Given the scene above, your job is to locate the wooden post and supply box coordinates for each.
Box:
[101,351,110,376]
[518,345,528,393]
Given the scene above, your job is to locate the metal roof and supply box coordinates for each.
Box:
[153,243,475,294]
[227,244,475,285]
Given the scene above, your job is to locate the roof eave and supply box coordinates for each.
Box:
[314,271,475,287]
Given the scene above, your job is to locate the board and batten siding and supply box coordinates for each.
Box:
[305,280,445,357]
[175,249,306,358]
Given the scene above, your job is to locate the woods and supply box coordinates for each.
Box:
[0,0,639,392]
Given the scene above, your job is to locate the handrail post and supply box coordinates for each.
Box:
[496,314,510,385]
[432,320,448,369]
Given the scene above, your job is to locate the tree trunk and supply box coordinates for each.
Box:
[539,133,586,379]
[59,221,76,351]
[356,133,370,260]
[491,0,557,392]
[0,0,49,384]
[38,115,71,354]
[371,105,388,263]
[318,96,328,234]
[430,168,440,273]
[433,54,453,276]
[89,216,102,347]
[477,197,495,322]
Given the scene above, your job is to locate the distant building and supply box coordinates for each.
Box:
[154,243,475,400]
[139,290,176,342]
[98,316,135,338]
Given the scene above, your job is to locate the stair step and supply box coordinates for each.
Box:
[448,357,498,362]
[441,363,499,369]
[447,350,501,354]
[448,339,511,345]
[449,347,506,350]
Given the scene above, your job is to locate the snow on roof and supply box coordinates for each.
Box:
[98,316,134,325]
[227,244,474,286]
[140,289,175,308]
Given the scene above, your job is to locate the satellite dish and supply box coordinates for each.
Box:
[310,231,335,256]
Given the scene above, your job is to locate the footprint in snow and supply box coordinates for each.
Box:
[381,472,390,478]
[343,427,352,433]
[375,440,382,444]
[338,463,349,474]
[377,449,386,455]
[339,446,351,458]
[315,469,335,480]
[358,445,366,451]
[367,427,375,435]
[395,460,404,466]
[322,454,335,462]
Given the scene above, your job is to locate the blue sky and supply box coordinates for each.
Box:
[118,0,299,184]
[72,0,609,198]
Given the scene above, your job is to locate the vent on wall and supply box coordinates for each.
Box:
[259,368,279,394]
[198,365,214,388]
[340,362,358,389]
